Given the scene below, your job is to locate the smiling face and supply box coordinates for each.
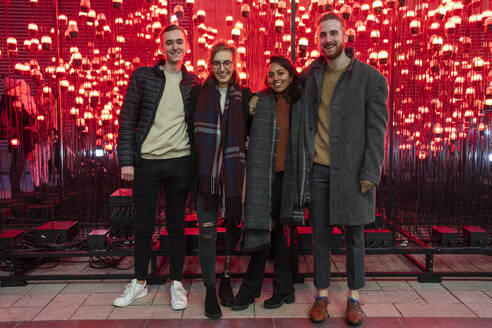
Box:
[212,50,234,88]
[268,62,293,94]
[318,19,347,60]
[161,29,187,65]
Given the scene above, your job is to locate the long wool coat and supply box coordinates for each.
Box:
[243,90,307,251]
[301,48,389,226]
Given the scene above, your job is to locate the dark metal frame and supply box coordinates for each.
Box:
[289,244,492,284]
[1,240,491,287]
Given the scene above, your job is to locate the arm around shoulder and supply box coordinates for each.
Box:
[248,95,259,116]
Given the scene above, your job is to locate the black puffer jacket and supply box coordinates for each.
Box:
[117,60,201,167]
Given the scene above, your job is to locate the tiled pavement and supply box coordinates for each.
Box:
[0,318,491,328]
[0,254,490,327]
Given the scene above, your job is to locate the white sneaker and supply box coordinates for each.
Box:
[113,279,148,307]
[170,280,188,310]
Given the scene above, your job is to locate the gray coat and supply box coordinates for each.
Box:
[301,48,389,226]
[243,90,307,251]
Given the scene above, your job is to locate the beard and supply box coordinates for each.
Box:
[322,42,344,59]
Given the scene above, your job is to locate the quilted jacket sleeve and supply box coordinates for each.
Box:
[117,69,143,167]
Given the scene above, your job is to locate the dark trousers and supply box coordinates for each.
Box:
[309,163,365,290]
[237,172,295,297]
[196,193,238,287]
[133,157,192,281]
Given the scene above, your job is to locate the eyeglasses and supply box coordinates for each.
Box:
[212,60,233,69]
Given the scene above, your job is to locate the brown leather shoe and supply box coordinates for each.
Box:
[346,297,364,326]
[309,296,329,323]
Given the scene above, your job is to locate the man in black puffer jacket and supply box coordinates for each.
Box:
[114,24,200,310]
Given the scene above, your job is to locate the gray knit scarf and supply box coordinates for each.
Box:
[243,90,308,252]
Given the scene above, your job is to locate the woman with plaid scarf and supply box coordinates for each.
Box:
[194,41,251,320]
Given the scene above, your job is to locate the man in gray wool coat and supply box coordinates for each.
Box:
[300,13,389,326]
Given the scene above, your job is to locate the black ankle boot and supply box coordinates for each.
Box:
[218,274,235,307]
[264,293,295,309]
[231,291,255,311]
[205,286,222,319]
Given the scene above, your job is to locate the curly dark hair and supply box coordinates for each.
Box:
[266,55,301,103]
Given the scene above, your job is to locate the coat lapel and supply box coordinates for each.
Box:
[312,57,325,107]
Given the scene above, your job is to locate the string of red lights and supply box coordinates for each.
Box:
[0,0,491,228]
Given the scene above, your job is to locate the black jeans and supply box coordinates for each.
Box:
[133,157,192,281]
[196,193,238,287]
[237,172,295,298]
[309,163,365,290]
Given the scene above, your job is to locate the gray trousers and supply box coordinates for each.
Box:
[309,163,365,290]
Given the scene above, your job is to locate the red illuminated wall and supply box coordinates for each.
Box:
[0,0,491,227]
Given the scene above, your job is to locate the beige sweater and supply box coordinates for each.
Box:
[314,66,346,166]
[141,70,191,159]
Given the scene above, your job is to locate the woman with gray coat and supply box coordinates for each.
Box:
[231,55,304,311]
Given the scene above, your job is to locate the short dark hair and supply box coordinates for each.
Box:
[317,12,346,31]
[266,55,301,103]
[204,40,240,87]
[159,24,187,43]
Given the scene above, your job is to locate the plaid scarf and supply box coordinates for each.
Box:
[194,82,246,221]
